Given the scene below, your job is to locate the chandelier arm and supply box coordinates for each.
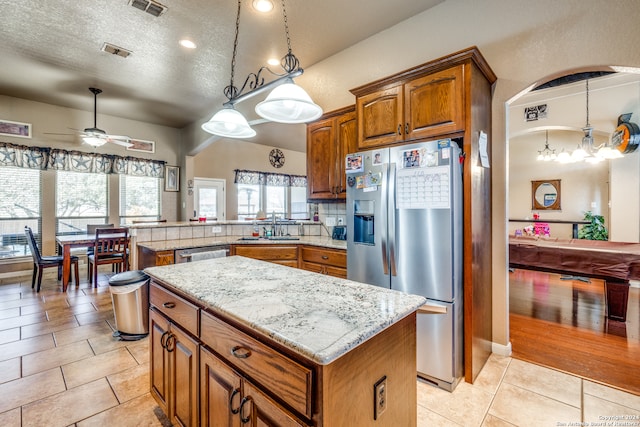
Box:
[223,68,303,107]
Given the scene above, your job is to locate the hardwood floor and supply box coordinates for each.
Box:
[509,268,640,396]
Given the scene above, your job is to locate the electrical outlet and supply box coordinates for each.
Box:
[212,226,222,233]
[337,217,344,225]
[373,376,387,420]
[325,216,336,226]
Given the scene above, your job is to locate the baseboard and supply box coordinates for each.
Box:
[492,341,512,357]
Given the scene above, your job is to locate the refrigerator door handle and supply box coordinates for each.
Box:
[380,159,389,275]
[388,162,397,276]
[418,303,448,315]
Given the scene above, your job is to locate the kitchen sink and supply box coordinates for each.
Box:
[237,237,260,241]
[266,236,300,241]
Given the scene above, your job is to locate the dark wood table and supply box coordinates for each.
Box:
[55,234,96,292]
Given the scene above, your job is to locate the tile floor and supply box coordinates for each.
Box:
[0,270,639,427]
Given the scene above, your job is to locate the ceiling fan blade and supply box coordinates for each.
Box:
[106,137,133,148]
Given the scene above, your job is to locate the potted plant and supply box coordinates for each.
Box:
[578,211,608,240]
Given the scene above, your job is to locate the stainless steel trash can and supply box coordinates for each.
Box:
[109,270,149,340]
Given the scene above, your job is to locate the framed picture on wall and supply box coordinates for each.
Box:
[126,139,155,153]
[0,119,32,138]
[165,165,179,192]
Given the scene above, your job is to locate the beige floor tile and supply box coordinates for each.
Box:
[0,407,21,427]
[88,332,133,355]
[126,337,150,364]
[417,403,462,426]
[53,321,113,346]
[481,414,518,426]
[22,378,119,427]
[22,340,94,377]
[20,314,80,339]
[471,354,511,395]
[62,347,138,389]
[0,357,21,384]
[0,333,55,362]
[76,392,166,427]
[584,380,640,411]
[75,309,115,326]
[488,382,581,427]
[502,359,582,408]
[583,393,640,424]
[0,328,20,345]
[0,312,47,331]
[0,367,66,413]
[107,362,150,403]
[417,378,493,426]
[20,298,70,316]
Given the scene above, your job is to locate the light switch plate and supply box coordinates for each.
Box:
[325,216,336,226]
[212,226,222,233]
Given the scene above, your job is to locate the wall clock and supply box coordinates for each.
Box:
[269,148,285,168]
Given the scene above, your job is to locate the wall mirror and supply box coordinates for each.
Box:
[531,179,561,210]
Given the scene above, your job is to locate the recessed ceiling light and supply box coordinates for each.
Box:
[179,39,197,49]
[253,0,273,13]
[267,58,280,66]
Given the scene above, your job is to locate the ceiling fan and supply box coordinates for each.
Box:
[46,87,132,148]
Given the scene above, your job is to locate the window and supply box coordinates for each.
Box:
[237,184,260,220]
[194,178,225,220]
[0,167,40,258]
[56,171,108,234]
[119,175,161,224]
[235,170,308,220]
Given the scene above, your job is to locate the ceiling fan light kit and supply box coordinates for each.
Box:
[201,0,322,139]
[81,87,133,148]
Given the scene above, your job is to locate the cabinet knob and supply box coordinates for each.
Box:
[239,396,252,424]
[163,302,176,309]
[397,124,402,135]
[322,255,329,260]
[405,123,409,134]
[231,345,252,359]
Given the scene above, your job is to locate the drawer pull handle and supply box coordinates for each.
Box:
[322,255,329,260]
[163,302,176,309]
[397,124,402,135]
[160,331,169,349]
[229,388,241,414]
[231,346,252,359]
[165,333,176,353]
[239,396,252,424]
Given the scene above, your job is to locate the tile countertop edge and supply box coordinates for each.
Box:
[137,236,347,251]
[144,256,425,365]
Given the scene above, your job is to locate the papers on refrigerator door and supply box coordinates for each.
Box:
[397,165,450,209]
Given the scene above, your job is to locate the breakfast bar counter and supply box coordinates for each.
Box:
[144,256,425,426]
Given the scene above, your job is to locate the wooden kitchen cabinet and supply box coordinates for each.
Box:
[300,246,347,278]
[355,65,464,149]
[306,106,357,201]
[150,309,199,427]
[138,246,174,269]
[231,244,298,267]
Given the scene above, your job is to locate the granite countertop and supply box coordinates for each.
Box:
[145,256,425,365]
[137,235,346,251]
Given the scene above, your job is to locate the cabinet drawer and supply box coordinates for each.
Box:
[234,245,298,261]
[150,282,199,336]
[200,311,312,418]
[300,246,346,268]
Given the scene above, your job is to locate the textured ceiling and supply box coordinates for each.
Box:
[0,0,443,131]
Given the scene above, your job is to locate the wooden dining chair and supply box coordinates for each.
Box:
[88,227,129,286]
[24,226,79,292]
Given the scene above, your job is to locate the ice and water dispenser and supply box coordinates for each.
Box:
[353,200,375,245]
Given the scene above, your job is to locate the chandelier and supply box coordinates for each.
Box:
[201,0,322,139]
[536,130,556,161]
[556,79,623,163]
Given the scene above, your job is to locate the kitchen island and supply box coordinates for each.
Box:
[145,256,425,426]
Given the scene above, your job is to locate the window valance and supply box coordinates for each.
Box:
[234,169,307,187]
[0,142,165,178]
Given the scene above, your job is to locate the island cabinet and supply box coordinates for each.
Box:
[149,284,200,427]
[352,46,497,384]
[299,245,347,278]
[138,246,174,270]
[354,66,464,149]
[231,244,298,267]
[306,106,357,201]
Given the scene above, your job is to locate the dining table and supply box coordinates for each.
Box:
[55,233,97,292]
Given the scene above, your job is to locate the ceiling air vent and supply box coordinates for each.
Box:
[101,43,133,58]
[128,0,167,17]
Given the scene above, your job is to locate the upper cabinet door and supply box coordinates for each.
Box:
[405,66,464,141]
[335,110,357,199]
[357,85,404,149]
[306,119,335,200]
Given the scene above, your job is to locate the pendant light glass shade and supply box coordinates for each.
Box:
[201,107,256,138]
[255,80,323,124]
[83,137,107,147]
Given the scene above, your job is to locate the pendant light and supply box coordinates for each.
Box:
[536,130,556,161]
[254,0,322,123]
[201,1,256,139]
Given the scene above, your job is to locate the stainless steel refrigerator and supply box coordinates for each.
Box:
[346,139,463,391]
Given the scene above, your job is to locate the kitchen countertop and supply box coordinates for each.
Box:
[145,256,425,365]
[137,235,346,251]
